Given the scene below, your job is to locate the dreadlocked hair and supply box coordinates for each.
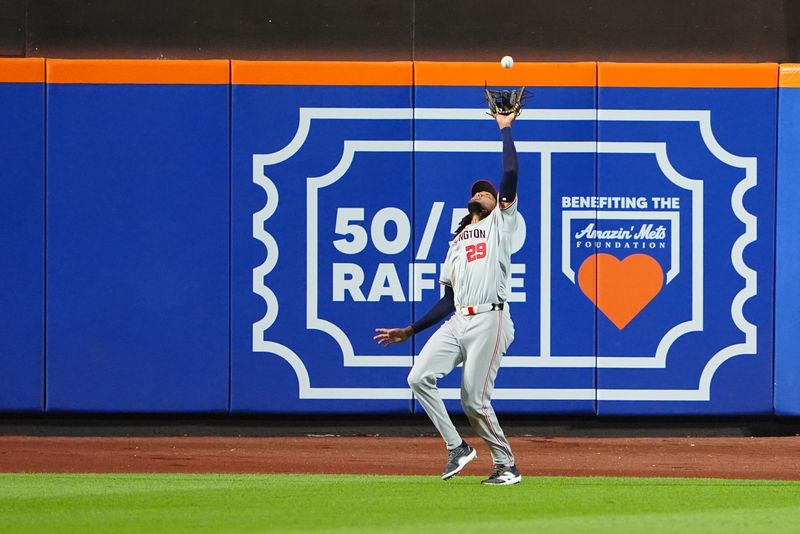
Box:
[453,213,473,238]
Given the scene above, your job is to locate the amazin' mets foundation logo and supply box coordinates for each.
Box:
[562,195,681,329]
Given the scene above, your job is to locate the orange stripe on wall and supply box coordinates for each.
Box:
[415,62,596,86]
[232,61,412,85]
[780,64,800,88]
[23,59,792,87]
[599,63,778,88]
[0,58,45,83]
[47,60,230,84]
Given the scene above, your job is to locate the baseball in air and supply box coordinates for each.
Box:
[500,56,514,69]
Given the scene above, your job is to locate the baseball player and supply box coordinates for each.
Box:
[374,111,521,485]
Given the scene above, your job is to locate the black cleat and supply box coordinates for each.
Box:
[441,441,477,480]
[481,464,522,485]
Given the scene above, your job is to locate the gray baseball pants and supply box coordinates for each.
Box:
[407,307,516,466]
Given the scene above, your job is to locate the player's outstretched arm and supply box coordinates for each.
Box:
[495,112,519,208]
[374,286,455,346]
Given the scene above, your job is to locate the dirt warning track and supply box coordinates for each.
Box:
[1,435,799,480]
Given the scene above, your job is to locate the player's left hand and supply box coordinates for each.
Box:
[494,111,518,129]
[373,326,413,346]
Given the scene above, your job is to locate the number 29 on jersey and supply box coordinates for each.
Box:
[466,242,487,263]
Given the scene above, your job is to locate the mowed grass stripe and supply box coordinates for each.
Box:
[0,474,798,533]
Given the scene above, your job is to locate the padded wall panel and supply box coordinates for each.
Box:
[46,60,230,412]
[596,63,778,415]
[413,62,598,415]
[0,59,45,411]
[230,61,414,412]
[0,58,788,416]
[775,64,800,415]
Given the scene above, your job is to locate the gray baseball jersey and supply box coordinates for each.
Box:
[439,200,518,306]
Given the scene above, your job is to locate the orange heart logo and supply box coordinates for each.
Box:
[577,253,664,330]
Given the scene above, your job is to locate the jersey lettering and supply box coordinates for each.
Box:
[454,228,487,243]
[466,242,487,263]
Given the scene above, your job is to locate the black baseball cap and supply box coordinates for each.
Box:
[471,179,498,197]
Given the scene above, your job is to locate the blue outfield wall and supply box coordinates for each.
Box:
[230,62,415,413]
[44,60,230,412]
[2,58,798,415]
[596,63,777,415]
[0,60,45,411]
[775,65,800,415]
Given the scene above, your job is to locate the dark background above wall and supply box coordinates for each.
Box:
[1,0,799,61]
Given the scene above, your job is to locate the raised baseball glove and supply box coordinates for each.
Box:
[485,86,526,115]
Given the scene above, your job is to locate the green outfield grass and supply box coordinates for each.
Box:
[1,473,799,533]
